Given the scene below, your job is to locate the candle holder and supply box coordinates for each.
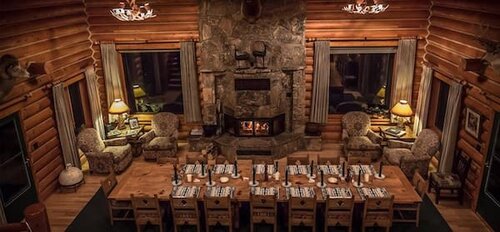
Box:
[352,180,364,188]
[316,182,327,188]
[282,181,292,188]
[306,173,316,179]
[172,180,183,186]
[374,173,386,179]
[198,173,208,178]
[249,180,259,187]
[231,172,241,179]
[205,181,215,187]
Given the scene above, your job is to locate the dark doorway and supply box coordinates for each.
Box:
[0,114,37,222]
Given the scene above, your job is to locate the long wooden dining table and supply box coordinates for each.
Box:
[109,160,421,204]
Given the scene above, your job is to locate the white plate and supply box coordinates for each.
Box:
[220,177,229,183]
[328,177,338,184]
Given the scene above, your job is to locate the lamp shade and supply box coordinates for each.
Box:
[133,85,146,98]
[376,86,386,98]
[109,99,130,114]
[391,100,413,117]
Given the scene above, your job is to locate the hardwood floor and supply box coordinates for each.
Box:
[44,143,492,231]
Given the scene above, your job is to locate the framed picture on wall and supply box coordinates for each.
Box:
[465,108,481,138]
[128,117,139,129]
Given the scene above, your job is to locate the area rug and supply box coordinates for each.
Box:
[67,188,451,232]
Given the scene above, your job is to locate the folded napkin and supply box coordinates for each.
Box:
[287,187,315,199]
[287,165,309,175]
[349,165,376,176]
[322,187,352,199]
[171,186,200,198]
[255,164,276,174]
[184,164,202,174]
[206,186,234,198]
[251,186,279,196]
[357,187,390,200]
[317,165,340,175]
[213,164,234,175]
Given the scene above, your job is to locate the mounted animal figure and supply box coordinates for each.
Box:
[0,54,30,101]
[476,24,500,75]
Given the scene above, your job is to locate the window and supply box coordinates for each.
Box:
[328,47,396,114]
[122,51,183,114]
[67,80,91,134]
[427,77,450,132]
[435,79,450,130]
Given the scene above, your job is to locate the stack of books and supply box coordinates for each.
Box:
[384,127,406,137]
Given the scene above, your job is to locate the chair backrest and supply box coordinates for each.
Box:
[289,196,317,226]
[151,112,179,137]
[318,155,340,165]
[185,153,207,164]
[411,171,427,197]
[453,151,472,184]
[101,172,117,196]
[204,196,232,227]
[170,196,199,227]
[131,194,162,227]
[287,155,309,165]
[342,111,370,136]
[362,195,394,227]
[250,194,277,225]
[77,128,105,153]
[325,196,355,227]
[347,156,371,165]
[411,129,440,157]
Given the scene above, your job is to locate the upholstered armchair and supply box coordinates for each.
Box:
[77,128,133,174]
[383,129,440,179]
[342,111,382,160]
[139,112,179,163]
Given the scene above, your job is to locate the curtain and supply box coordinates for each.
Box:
[413,64,433,135]
[439,82,463,172]
[53,84,81,168]
[100,42,124,107]
[85,66,106,139]
[310,41,331,124]
[391,38,417,107]
[180,41,202,122]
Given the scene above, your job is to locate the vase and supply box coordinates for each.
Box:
[58,163,84,186]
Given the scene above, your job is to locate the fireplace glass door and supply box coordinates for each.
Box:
[239,120,254,136]
[225,114,284,137]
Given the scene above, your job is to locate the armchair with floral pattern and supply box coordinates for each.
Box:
[383,129,440,179]
[342,111,382,160]
[77,128,133,174]
[139,112,179,163]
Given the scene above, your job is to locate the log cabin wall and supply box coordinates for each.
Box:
[426,0,500,209]
[305,0,430,142]
[1,0,93,200]
[84,0,200,139]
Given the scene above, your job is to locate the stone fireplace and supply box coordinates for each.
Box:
[198,0,307,160]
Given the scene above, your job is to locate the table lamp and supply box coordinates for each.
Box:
[133,84,146,98]
[376,85,386,105]
[391,99,413,128]
[109,99,130,130]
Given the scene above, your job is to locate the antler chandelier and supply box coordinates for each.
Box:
[343,0,389,14]
[110,0,156,21]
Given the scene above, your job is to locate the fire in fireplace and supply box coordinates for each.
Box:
[224,114,285,137]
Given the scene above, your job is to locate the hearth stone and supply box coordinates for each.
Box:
[214,132,304,161]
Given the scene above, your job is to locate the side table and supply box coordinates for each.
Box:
[187,135,214,152]
[107,124,144,157]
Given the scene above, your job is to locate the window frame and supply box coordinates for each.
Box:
[328,45,398,115]
[117,48,184,115]
[63,74,92,132]
[426,72,452,137]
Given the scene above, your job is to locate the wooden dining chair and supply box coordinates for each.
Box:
[318,154,340,165]
[170,195,200,232]
[131,194,164,232]
[412,171,428,197]
[347,156,371,165]
[185,153,207,164]
[362,195,394,232]
[250,193,277,232]
[288,196,317,232]
[325,196,355,232]
[100,171,133,225]
[287,155,310,165]
[204,195,233,232]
